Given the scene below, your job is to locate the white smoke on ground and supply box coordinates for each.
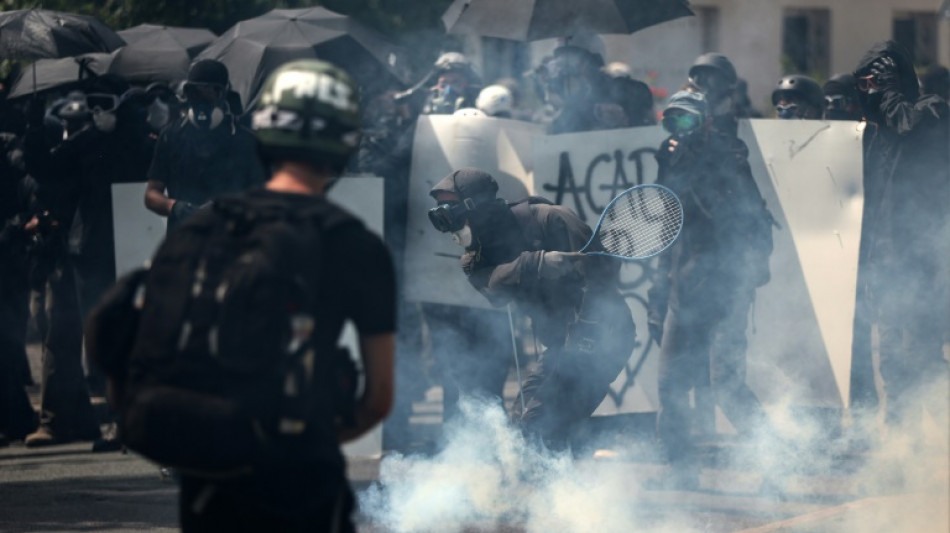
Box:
[359,397,693,533]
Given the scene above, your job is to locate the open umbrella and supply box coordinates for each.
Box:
[108,32,194,84]
[6,52,112,99]
[442,0,693,41]
[117,24,216,57]
[196,7,410,107]
[0,9,124,60]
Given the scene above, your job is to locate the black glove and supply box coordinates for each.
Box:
[170,200,199,222]
[648,320,663,348]
[461,249,482,276]
[869,56,899,92]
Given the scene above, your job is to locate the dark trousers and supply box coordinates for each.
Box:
[657,286,771,464]
[520,292,635,449]
[179,475,355,533]
[0,260,35,438]
[36,258,99,439]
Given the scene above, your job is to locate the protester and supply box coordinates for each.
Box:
[427,168,634,451]
[535,45,626,133]
[602,61,657,126]
[89,59,395,532]
[648,91,776,487]
[20,73,156,448]
[686,53,740,135]
[851,41,950,437]
[771,74,824,119]
[823,73,862,121]
[144,59,265,231]
[420,52,483,116]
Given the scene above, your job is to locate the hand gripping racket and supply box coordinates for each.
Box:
[579,184,683,260]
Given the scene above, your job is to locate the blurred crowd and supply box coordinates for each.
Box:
[0,33,947,468]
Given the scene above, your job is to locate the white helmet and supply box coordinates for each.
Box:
[603,61,634,79]
[453,107,486,117]
[475,84,514,117]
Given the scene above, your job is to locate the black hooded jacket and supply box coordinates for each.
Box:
[852,41,950,296]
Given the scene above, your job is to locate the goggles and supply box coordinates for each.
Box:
[183,82,226,104]
[86,93,118,112]
[661,112,702,135]
[824,94,850,111]
[856,75,879,93]
[427,198,476,233]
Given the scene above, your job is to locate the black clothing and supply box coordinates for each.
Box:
[850,41,950,425]
[171,189,395,531]
[648,131,773,464]
[147,119,265,229]
[462,200,634,448]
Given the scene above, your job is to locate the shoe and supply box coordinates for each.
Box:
[24,426,65,448]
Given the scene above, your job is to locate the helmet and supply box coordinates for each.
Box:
[251,59,361,169]
[428,168,500,233]
[434,52,471,73]
[771,75,824,117]
[475,85,513,117]
[603,62,634,80]
[823,73,857,97]
[688,53,738,91]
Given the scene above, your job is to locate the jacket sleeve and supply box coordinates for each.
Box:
[879,91,949,136]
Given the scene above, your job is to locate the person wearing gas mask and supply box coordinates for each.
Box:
[686,53,740,136]
[822,74,862,121]
[419,52,482,116]
[428,168,635,452]
[145,59,265,230]
[849,41,949,442]
[648,91,776,487]
[771,75,824,120]
[20,74,147,448]
[535,45,625,134]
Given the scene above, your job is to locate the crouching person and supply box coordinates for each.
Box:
[427,168,635,451]
[86,60,395,533]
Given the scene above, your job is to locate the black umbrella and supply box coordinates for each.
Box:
[109,32,194,84]
[196,7,410,107]
[442,0,694,41]
[6,52,112,99]
[0,9,124,60]
[117,24,216,58]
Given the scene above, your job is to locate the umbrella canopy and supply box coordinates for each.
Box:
[117,24,216,57]
[442,0,694,41]
[197,7,410,107]
[6,53,112,99]
[0,9,124,60]
[109,32,194,84]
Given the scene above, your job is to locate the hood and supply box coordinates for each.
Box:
[854,40,920,99]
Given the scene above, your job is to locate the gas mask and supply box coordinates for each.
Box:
[187,102,225,130]
[775,103,803,119]
[662,112,703,138]
[147,99,171,131]
[92,109,116,132]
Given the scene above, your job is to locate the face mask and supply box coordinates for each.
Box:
[92,109,116,132]
[452,224,473,248]
[776,103,803,119]
[147,100,170,131]
[187,103,225,130]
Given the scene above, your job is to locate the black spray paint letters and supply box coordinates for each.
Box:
[542,147,658,222]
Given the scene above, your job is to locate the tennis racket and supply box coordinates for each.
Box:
[579,184,683,260]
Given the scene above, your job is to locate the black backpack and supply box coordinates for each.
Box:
[115,194,359,476]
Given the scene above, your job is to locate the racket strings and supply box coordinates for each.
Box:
[598,188,683,259]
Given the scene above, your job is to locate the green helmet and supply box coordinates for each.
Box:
[251,59,361,168]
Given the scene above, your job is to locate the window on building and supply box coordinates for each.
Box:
[893,11,938,66]
[695,6,721,53]
[781,8,831,78]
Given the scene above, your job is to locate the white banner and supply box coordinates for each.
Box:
[404,117,864,416]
